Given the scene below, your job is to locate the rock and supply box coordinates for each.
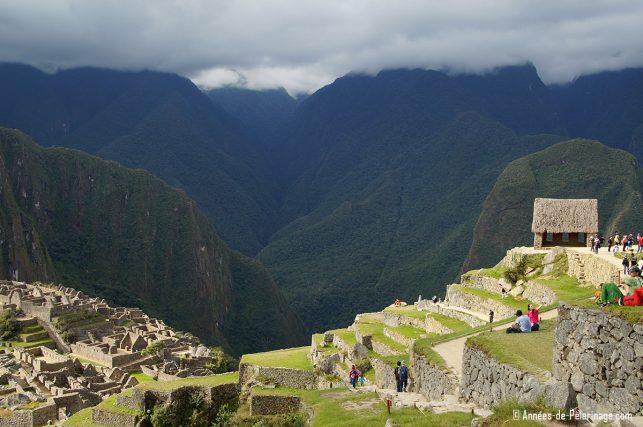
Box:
[544,382,577,410]
[571,371,584,392]
[509,285,525,297]
[579,353,599,375]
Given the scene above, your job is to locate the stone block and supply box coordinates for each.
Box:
[250,394,301,416]
[544,382,577,410]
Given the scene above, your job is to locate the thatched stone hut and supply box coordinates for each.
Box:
[531,198,598,249]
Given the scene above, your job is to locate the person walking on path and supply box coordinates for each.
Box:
[607,237,613,253]
[622,254,630,274]
[398,361,409,392]
[394,361,402,392]
[349,365,360,388]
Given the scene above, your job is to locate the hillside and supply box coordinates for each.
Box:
[0,128,305,355]
[463,139,643,271]
[0,63,279,255]
[205,86,297,144]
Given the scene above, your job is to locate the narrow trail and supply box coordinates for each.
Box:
[433,308,559,378]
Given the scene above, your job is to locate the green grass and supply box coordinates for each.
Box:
[467,319,555,382]
[484,399,568,426]
[534,274,595,303]
[250,387,474,426]
[130,372,155,383]
[241,346,313,371]
[478,267,507,279]
[63,407,95,426]
[428,313,471,334]
[136,371,239,392]
[20,324,43,333]
[71,355,109,367]
[389,324,431,340]
[571,299,643,324]
[96,394,142,416]
[383,305,428,320]
[329,328,358,347]
[5,338,54,348]
[354,318,407,353]
[450,284,534,310]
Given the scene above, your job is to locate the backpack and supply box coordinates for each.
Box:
[399,365,408,379]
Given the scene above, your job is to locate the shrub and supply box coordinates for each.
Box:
[503,256,528,284]
[0,310,19,341]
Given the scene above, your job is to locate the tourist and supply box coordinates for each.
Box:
[394,361,402,392]
[358,372,365,387]
[622,254,630,274]
[597,282,624,306]
[630,250,637,270]
[506,310,531,333]
[394,298,401,307]
[527,304,541,331]
[619,266,643,306]
[614,232,621,249]
[432,295,438,304]
[607,236,613,252]
[349,365,360,388]
[638,233,643,253]
[399,361,409,392]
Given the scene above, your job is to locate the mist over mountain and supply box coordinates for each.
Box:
[1,62,643,336]
[0,128,305,355]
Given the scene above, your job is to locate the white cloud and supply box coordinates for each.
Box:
[1,0,642,93]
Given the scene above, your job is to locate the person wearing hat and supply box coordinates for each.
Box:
[620,265,643,306]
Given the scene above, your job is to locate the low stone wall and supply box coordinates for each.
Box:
[424,316,453,335]
[371,358,397,390]
[410,350,457,400]
[92,408,139,427]
[461,274,504,294]
[446,287,515,320]
[0,402,59,427]
[522,282,557,306]
[418,302,485,327]
[553,305,642,416]
[69,343,143,368]
[250,395,301,416]
[239,363,319,390]
[381,312,426,330]
[566,249,619,286]
[129,382,238,412]
[461,345,547,409]
[371,341,399,357]
[383,328,413,348]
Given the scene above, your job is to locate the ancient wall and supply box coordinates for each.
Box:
[381,312,425,330]
[566,249,620,285]
[417,302,485,327]
[410,350,457,400]
[92,408,139,427]
[522,282,557,306]
[250,395,301,416]
[460,274,504,294]
[553,305,642,416]
[0,402,58,427]
[69,343,142,368]
[238,363,319,390]
[461,345,549,409]
[446,287,515,320]
[371,358,397,390]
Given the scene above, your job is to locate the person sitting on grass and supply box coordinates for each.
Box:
[527,303,541,331]
[619,265,643,306]
[506,310,532,333]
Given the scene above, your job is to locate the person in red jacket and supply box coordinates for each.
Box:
[527,304,541,331]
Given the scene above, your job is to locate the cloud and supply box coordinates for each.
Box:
[1,0,642,94]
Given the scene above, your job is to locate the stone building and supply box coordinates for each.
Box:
[532,198,598,249]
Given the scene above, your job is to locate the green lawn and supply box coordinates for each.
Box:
[466,319,555,382]
[130,371,155,383]
[96,393,142,416]
[571,299,643,324]
[250,387,474,427]
[136,371,239,392]
[450,285,534,310]
[20,324,43,333]
[389,324,431,340]
[63,407,94,426]
[5,338,54,348]
[328,328,358,347]
[428,313,471,334]
[534,274,595,303]
[241,346,314,371]
[383,305,428,320]
[354,318,407,353]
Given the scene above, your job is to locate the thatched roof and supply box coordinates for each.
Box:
[531,198,598,233]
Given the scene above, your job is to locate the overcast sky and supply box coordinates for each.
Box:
[1,0,642,94]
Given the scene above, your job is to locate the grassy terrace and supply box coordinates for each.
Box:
[428,313,470,334]
[136,371,239,391]
[449,285,534,310]
[463,266,507,280]
[354,316,406,353]
[571,299,643,324]
[63,407,93,426]
[467,319,555,382]
[241,346,313,371]
[534,275,595,303]
[96,393,142,416]
[383,305,428,320]
[131,371,154,383]
[328,328,357,347]
[389,324,431,340]
[250,387,474,427]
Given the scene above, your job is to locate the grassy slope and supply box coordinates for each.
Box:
[241,347,313,371]
[0,128,305,355]
[464,138,643,272]
[467,319,555,382]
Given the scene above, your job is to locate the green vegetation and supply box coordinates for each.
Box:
[0,128,305,356]
[467,319,555,382]
[484,399,573,426]
[241,347,313,371]
[0,311,19,341]
[383,305,428,321]
[249,387,474,426]
[131,372,155,382]
[328,328,357,347]
[140,341,166,360]
[63,407,94,426]
[136,372,239,392]
[354,318,406,354]
[450,285,534,310]
[204,346,239,374]
[535,275,595,303]
[97,394,142,416]
[428,313,470,334]
[571,299,643,324]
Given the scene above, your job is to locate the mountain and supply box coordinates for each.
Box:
[0,63,278,255]
[463,139,643,271]
[0,128,305,355]
[550,68,643,160]
[258,65,571,331]
[205,87,297,144]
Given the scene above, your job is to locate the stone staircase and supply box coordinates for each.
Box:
[570,252,586,283]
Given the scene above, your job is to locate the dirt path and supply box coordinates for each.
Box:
[433,309,559,378]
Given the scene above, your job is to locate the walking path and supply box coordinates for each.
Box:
[433,308,559,378]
